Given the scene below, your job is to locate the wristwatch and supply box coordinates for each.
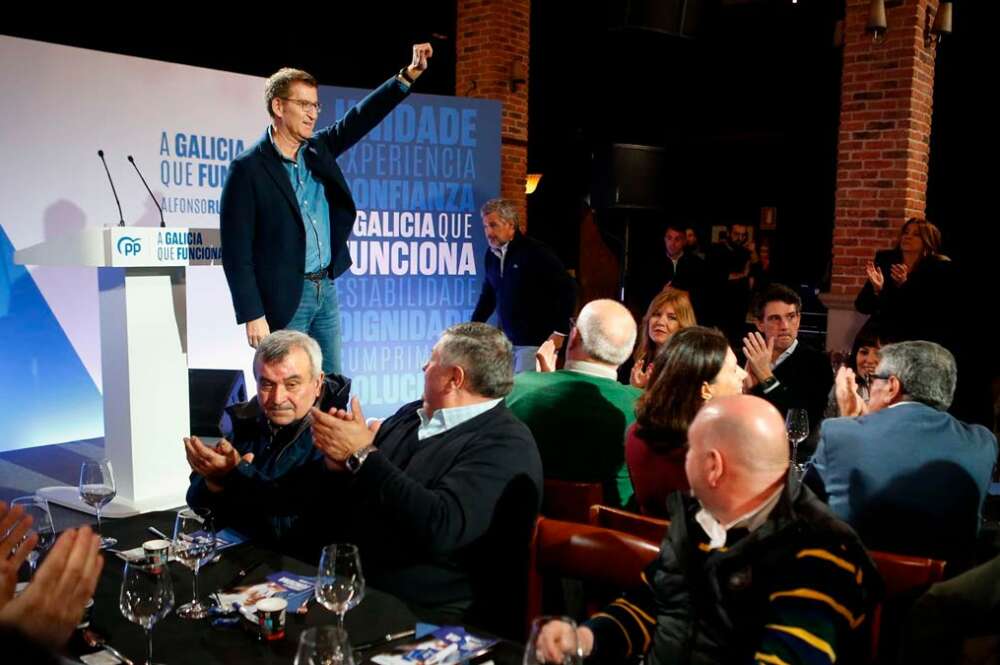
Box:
[345,444,377,474]
[759,376,779,391]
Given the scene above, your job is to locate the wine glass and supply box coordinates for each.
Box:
[171,508,216,619]
[120,559,174,665]
[525,616,583,665]
[295,626,355,665]
[785,408,810,474]
[79,459,117,548]
[9,496,55,577]
[314,544,365,628]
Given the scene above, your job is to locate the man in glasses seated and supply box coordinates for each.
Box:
[806,340,997,564]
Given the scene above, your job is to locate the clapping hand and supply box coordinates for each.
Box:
[865,261,885,293]
[889,263,909,286]
[835,366,868,417]
[742,332,775,382]
[630,360,653,389]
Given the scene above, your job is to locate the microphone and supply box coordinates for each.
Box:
[127,155,165,228]
[97,150,125,227]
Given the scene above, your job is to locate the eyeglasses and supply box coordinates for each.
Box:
[281,98,322,114]
[869,373,893,382]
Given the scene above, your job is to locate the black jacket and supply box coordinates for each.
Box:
[471,231,576,346]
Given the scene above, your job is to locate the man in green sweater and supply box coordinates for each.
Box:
[506,299,639,507]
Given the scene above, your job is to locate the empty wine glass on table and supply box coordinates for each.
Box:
[120,559,174,665]
[314,543,365,629]
[171,508,216,619]
[9,496,55,577]
[785,408,810,475]
[525,616,584,665]
[295,626,355,665]
[79,459,117,548]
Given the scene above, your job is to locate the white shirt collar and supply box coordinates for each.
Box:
[694,484,784,550]
[564,360,619,381]
[416,398,503,440]
[772,338,799,369]
[489,242,510,275]
[886,400,920,410]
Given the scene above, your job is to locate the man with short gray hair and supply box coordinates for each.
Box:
[472,198,577,372]
[302,322,542,634]
[506,299,641,506]
[808,340,998,561]
[184,330,350,543]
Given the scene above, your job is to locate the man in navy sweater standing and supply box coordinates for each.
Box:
[471,198,577,372]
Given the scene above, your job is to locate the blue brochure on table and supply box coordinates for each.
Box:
[217,570,316,618]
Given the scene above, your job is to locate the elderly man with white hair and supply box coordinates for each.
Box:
[536,395,880,665]
[506,298,640,506]
[807,340,997,563]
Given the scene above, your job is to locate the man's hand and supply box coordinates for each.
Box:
[890,262,909,287]
[630,360,653,389]
[835,366,868,417]
[312,396,376,470]
[865,261,884,294]
[742,332,775,383]
[0,527,103,648]
[405,43,434,82]
[0,503,37,608]
[535,621,593,662]
[184,436,253,492]
[743,360,759,391]
[535,339,557,372]
[246,316,270,349]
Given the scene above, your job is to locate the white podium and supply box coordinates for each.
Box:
[15,227,223,515]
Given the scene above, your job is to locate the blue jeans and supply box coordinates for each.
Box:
[285,277,342,376]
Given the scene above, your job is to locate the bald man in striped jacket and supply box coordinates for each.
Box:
[536,395,882,665]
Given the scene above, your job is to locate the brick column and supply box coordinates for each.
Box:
[823,0,939,350]
[456,0,530,228]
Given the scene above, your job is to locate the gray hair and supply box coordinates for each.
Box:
[575,299,637,367]
[254,330,323,380]
[436,322,514,398]
[877,340,956,411]
[480,198,520,227]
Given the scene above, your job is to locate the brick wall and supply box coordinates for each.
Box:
[830,0,939,297]
[456,0,530,228]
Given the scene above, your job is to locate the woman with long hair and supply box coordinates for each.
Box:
[855,217,954,345]
[626,326,747,516]
[628,287,696,388]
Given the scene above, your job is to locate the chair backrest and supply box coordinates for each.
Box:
[541,479,604,523]
[588,504,669,543]
[526,516,661,636]
[867,550,947,663]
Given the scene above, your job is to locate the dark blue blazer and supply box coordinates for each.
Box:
[220,77,409,329]
[470,232,577,346]
[808,402,997,561]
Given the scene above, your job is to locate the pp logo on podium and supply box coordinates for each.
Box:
[117,236,142,256]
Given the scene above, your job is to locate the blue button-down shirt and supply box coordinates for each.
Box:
[269,127,332,273]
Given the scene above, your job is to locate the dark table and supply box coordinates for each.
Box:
[73,511,522,665]
[75,510,416,664]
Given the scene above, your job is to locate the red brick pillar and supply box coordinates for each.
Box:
[456,0,530,229]
[823,0,939,350]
